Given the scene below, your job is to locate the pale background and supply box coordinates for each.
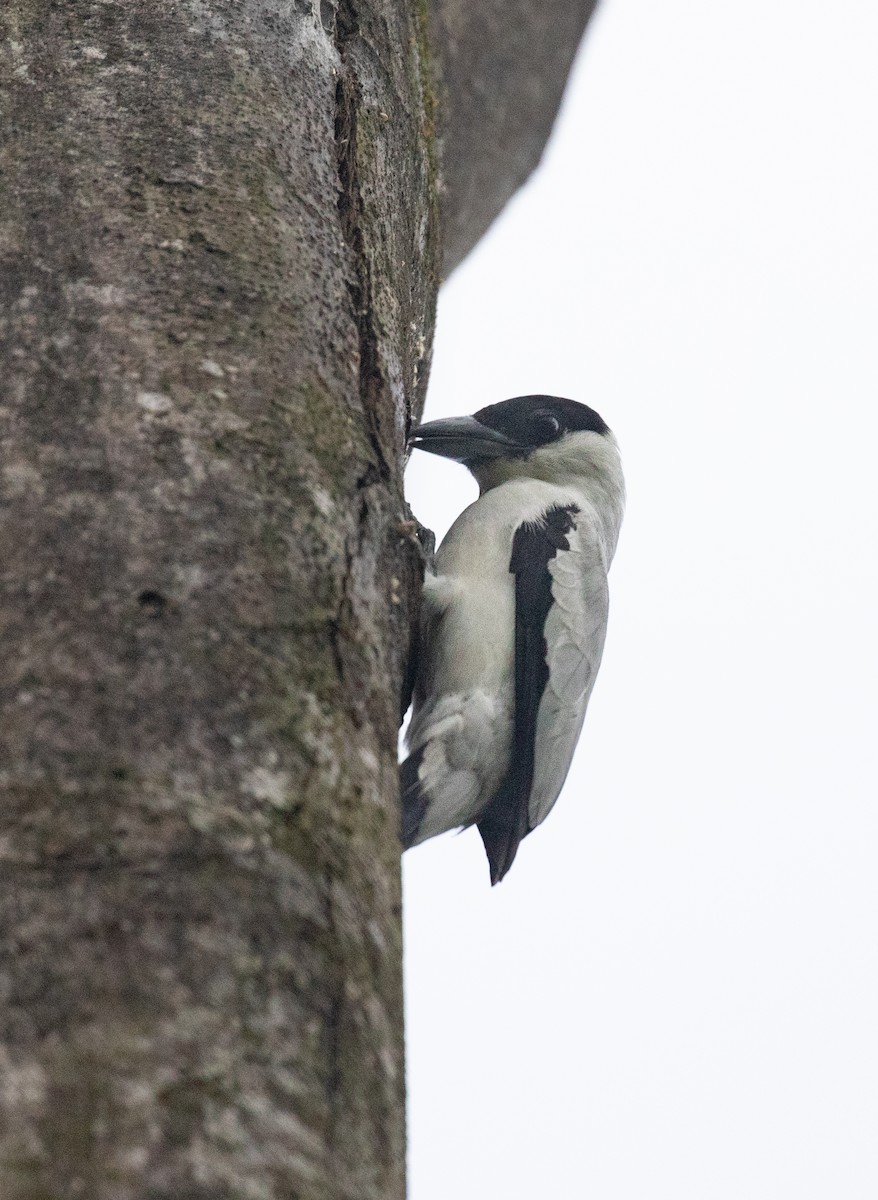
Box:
[402,1,878,1197]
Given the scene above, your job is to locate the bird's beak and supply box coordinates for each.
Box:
[410,416,517,462]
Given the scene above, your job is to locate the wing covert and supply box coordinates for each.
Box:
[528,524,609,827]
[477,504,579,883]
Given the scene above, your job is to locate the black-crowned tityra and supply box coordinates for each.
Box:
[401,395,625,884]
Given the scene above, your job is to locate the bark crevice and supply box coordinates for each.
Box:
[0,0,587,1193]
[333,0,391,480]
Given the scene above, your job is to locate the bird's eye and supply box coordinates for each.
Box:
[530,410,562,442]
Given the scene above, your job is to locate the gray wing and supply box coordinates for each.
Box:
[478,504,585,883]
[527,513,609,828]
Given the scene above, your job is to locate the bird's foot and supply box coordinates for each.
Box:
[398,515,436,575]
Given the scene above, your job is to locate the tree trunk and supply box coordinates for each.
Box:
[430,0,600,274]
[0,2,597,1197]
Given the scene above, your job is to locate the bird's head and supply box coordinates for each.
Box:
[410,395,619,493]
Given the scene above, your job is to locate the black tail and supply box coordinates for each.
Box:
[477,779,531,885]
[399,747,428,849]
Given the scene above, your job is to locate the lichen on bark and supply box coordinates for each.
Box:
[0,1,435,1197]
[0,0,594,1193]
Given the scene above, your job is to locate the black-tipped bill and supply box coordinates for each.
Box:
[410,415,517,462]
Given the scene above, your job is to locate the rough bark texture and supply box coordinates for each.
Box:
[0,3,435,1197]
[430,0,600,274]
[0,1,591,1197]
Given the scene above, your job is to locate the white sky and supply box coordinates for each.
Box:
[402,2,878,1197]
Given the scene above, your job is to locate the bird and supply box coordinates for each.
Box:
[400,394,624,884]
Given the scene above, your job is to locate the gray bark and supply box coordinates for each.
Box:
[0,2,593,1197]
[430,0,600,274]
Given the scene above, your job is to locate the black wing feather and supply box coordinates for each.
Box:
[478,504,579,884]
[400,745,428,848]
